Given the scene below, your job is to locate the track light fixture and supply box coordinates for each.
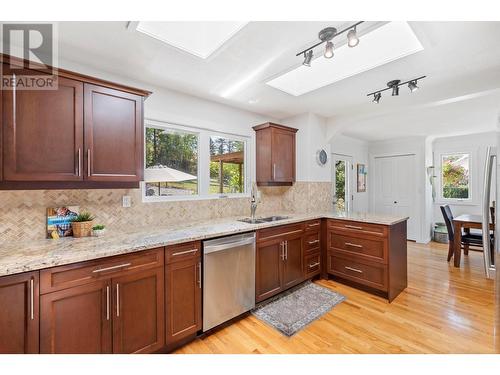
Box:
[295,21,363,66]
[367,76,426,103]
[408,80,419,92]
[302,50,313,66]
[347,26,359,47]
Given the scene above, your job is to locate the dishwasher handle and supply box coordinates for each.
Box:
[204,236,255,254]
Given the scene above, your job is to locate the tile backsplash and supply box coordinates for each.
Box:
[0,182,332,243]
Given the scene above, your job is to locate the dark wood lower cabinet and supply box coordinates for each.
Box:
[282,234,303,289]
[165,246,202,348]
[112,267,165,354]
[0,271,39,353]
[255,240,283,302]
[40,280,112,354]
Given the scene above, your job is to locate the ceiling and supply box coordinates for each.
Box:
[55,21,500,141]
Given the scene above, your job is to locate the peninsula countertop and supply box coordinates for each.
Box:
[0,211,408,277]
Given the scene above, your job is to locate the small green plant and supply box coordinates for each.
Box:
[92,224,105,231]
[71,212,95,222]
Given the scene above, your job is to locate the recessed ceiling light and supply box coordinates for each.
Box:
[135,21,248,59]
[266,22,424,96]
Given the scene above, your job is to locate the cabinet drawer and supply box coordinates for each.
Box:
[257,223,303,243]
[166,241,201,264]
[304,219,321,231]
[328,219,387,238]
[304,231,320,253]
[329,233,387,263]
[327,253,387,291]
[40,248,164,294]
[304,253,321,278]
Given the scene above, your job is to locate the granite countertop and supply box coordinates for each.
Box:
[0,211,408,277]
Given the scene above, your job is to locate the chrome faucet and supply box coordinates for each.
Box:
[250,184,258,221]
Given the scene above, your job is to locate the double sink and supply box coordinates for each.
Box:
[238,215,289,224]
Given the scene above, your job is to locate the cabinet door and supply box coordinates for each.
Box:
[166,257,201,346]
[256,240,283,302]
[84,84,143,182]
[282,234,304,289]
[271,128,295,182]
[2,73,84,181]
[112,267,164,354]
[40,280,111,353]
[0,271,39,353]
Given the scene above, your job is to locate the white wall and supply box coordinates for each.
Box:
[431,131,497,224]
[280,113,332,182]
[368,137,430,243]
[330,134,369,213]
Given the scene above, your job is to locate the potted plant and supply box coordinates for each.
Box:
[92,224,106,237]
[71,212,95,238]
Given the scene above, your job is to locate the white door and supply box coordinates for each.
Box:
[374,154,417,241]
[332,154,353,214]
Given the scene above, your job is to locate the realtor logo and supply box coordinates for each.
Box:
[1,23,58,90]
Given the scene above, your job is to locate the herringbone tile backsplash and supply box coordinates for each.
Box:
[0,182,332,242]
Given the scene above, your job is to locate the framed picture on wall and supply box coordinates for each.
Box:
[357,164,367,192]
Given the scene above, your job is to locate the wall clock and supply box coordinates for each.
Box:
[316,149,328,166]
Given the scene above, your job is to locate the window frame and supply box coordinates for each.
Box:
[437,151,473,204]
[142,119,250,202]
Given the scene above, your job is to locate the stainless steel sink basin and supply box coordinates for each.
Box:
[260,215,289,222]
[238,218,266,224]
[238,215,289,224]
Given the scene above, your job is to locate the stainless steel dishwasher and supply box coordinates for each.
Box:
[203,232,255,331]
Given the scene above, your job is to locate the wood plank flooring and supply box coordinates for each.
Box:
[176,241,496,353]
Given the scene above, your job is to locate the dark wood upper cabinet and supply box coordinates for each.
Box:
[0,271,39,354]
[253,122,297,186]
[40,280,112,354]
[2,73,84,181]
[0,54,150,189]
[84,84,143,182]
[112,267,165,354]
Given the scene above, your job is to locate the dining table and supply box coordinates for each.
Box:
[452,214,494,267]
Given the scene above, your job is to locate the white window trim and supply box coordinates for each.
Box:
[435,150,474,205]
[142,119,251,203]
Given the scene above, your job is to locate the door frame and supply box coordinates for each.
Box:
[331,153,353,214]
[370,153,419,241]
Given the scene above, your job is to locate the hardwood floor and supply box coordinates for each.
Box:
[176,241,496,354]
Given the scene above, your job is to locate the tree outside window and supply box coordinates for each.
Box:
[441,153,470,199]
[209,136,245,194]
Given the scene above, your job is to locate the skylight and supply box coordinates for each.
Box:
[135,21,248,59]
[266,22,424,96]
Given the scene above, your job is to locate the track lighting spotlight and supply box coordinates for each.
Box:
[324,41,334,59]
[373,92,381,104]
[408,80,419,92]
[303,50,313,66]
[392,86,399,96]
[347,26,359,47]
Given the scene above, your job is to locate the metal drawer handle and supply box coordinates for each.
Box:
[345,242,363,248]
[172,248,198,256]
[106,285,110,321]
[93,263,131,273]
[308,239,320,245]
[197,262,202,289]
[309,262,320,268]
[87,149,91,177]
[345,266,363,273]
[30,278,34,320]
[76,148,82,177]
[116,284,120,317]
[345,225,363,230]
[308,223,320,227]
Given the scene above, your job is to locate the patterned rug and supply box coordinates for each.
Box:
[252,281,345,336]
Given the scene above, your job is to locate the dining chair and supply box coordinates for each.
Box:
[440,205,484,262]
